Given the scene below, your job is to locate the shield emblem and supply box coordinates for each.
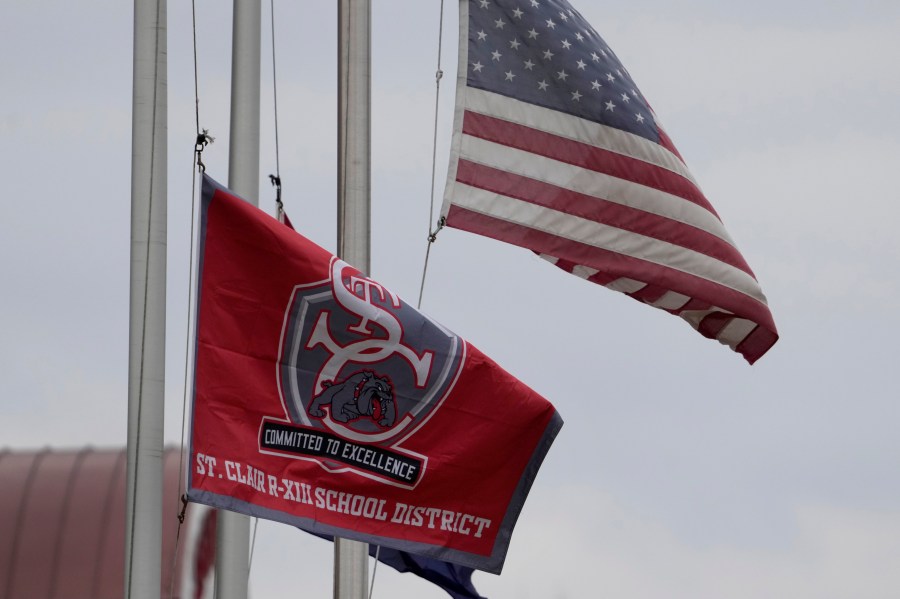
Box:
[278,258,463,445]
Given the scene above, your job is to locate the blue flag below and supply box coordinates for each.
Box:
[309,531,487,599]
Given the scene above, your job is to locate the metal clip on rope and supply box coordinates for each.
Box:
[177,493,189,524]
[428,216,446,243]
[194,129,214,172]
[269,174,283,211]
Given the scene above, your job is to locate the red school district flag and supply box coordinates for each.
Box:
[443,0,778,363]
[188,174,562,573]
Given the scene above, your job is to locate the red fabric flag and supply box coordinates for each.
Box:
[188,174,562,573]
[443,0,777,363]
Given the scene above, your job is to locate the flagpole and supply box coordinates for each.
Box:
[335,1,371,597]
[215,1,261,598]
[125,0,167,597]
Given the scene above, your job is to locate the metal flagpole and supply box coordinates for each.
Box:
[125,0,167,597]
[215,1,261,598]
[335,1,371,597]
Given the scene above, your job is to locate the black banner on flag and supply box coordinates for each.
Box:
[260,420,423,485]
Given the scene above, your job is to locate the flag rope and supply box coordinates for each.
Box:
[416,0,447,310]
[178,0,206,510]
[268,0,284,220]
[171,0,212,593]
[368,545,382,599]
[174,145,201,566]
[191,0,202,139]
[166,494,189,599]
[248,516,260,571]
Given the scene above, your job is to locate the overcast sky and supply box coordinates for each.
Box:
[2,0,899,597]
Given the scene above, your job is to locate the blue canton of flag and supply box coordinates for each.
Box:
[442,0,778,363]
[467,0,656,142]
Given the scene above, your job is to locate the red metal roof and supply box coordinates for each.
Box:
[0,447,201,599]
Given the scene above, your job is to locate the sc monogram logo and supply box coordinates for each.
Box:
[278,258,463,444]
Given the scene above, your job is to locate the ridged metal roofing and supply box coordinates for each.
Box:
[0,447,202,599]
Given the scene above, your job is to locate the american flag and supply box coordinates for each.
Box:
[442,0,778,363]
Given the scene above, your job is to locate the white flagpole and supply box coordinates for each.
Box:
[215,1,261,598]
[335,0,371,597]
[126,0,167,597]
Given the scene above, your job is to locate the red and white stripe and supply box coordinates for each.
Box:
[443,87,777,363]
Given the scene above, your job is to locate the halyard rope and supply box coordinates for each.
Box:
[417,0,448,311]
[269,0,284,220]
[170,0,210,595]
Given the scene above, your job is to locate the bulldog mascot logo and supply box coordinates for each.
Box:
[309,370,396,428]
